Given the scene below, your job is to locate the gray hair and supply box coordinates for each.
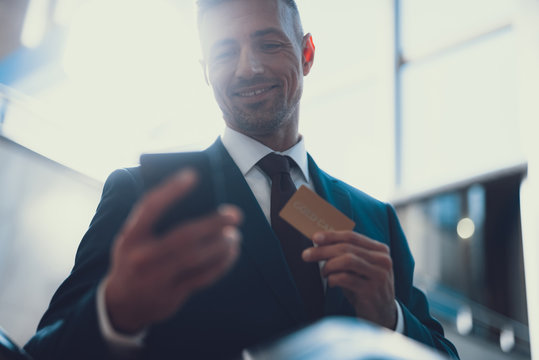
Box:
[196,0,304,44]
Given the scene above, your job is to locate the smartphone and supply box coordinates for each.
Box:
[139,151,222,235]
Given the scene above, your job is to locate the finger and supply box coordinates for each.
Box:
[321,253,389,281]
[126,224,240,293]
[122,169,198,241]
[327,272,364,291]
[117,205,242,281]
[172,231,240,294]
[327,271,395,302]
[160,204,242,250]
[166,225,241,278]
[312,231,389,253]
[303,243,392,269]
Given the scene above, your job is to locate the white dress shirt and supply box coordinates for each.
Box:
[96,126,403,353]
[220,126,313,223]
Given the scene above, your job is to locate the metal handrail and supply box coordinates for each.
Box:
[415,276,530,355]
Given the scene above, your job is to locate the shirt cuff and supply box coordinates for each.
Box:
[394,299,405,333]
[96,280,146,353]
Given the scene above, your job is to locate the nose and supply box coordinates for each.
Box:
[235,47,264,79]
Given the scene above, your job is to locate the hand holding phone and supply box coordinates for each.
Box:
[102,152,241,334]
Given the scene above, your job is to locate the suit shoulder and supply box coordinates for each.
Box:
[322,170,388,210]
[102,166,143,197]
[317,169,395,240]
[105,166,142,187]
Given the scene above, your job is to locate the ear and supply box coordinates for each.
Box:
[199,59,209,85]
[302,33,315,76]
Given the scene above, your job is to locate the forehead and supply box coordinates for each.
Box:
[199,0,294,52]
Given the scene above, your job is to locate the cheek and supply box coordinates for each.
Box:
[208,61,234,86]
[209,72,230,99]
[284,67,302,95]
[279,55,303,93]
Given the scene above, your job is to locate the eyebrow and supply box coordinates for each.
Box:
[209,28,288,53]
[251,28,287,39]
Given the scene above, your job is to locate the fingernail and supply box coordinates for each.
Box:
[302,249,312,260]
[218,205,243,223]
[313,233,324,243]
[175,168,196,182]
[223,226,241,243]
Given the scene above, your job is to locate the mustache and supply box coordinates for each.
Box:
[229,77,279,93]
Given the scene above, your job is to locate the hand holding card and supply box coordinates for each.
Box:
[288,186,398,330]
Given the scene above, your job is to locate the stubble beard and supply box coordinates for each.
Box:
[225,90,300,137]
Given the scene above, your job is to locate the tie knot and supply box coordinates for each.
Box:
[257,153,293,178]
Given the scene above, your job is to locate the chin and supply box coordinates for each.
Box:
[234,119,281,136]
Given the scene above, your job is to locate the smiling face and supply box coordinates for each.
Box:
[199,0,314,150]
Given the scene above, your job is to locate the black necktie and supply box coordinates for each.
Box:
[257,153,324,321]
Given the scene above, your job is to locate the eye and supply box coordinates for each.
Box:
[212,48,238,62]
[260,42,283,53]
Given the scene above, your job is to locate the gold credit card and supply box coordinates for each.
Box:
[279,185,355,239]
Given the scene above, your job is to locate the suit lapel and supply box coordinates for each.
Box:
[307,154,356,316]
[307,154,353,219]
[206,139,306,323]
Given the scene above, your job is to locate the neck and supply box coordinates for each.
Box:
[251,125,300,151]
[232,118,299,151]
[227,110,301,151]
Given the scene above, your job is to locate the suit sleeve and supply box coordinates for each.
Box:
[386,204,460,359]
[24,169,142,360]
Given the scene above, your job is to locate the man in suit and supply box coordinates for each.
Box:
[25,0,459,359]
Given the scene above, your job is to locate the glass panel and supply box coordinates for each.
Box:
[298,0,395,199]
[396,175,530,354]
[401,0,517,59]
[396,187,486,302]
[400,30,525,191]
[302,82,394,200]
[3,0,395,199]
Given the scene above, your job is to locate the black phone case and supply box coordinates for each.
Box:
[139,151,221,235]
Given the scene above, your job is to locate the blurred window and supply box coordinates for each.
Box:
[2,0,395,200]
[397,0,525,192]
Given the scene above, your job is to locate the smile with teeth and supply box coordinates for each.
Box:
[236,86,273,97]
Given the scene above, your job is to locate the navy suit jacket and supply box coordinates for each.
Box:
[25,138,459,359]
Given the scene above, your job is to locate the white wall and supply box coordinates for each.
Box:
[0,136,102,346]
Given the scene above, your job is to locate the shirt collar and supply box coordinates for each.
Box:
[221,126,310,182]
